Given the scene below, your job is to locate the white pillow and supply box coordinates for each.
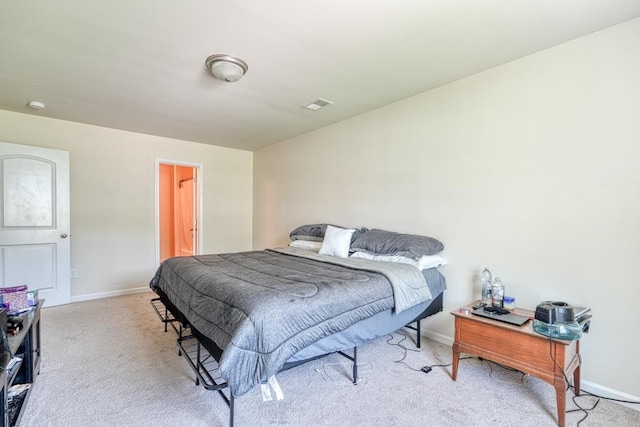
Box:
[289,240,323,252]
[350,251,447,270]
[319,225,355,258]
[416,254,448,270]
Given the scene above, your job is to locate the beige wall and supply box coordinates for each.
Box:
[254,19,640,398]
[0,110,253,299]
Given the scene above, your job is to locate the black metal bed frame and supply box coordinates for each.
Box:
[150,290,443,427]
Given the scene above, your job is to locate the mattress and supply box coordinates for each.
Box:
[286,267,445,362]
[150,247,443,395]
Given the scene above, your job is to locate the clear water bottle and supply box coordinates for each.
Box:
[481,277,488,303]
[481,268,492,305]
[491,277,504,307]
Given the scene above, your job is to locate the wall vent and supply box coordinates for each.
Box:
[302,98,333,111]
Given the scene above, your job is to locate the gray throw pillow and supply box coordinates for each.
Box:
[350,228,444,259]
[290,224,367,243]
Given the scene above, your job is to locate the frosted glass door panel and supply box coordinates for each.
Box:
[2,157,54,228]
[0,245,55,289]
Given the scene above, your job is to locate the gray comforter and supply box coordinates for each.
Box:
[149,247,431,396]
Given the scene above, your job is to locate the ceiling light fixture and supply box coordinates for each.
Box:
[205,54,248,82]
[27,100,46,110]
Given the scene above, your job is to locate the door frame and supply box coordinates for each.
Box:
[154,158,203,268]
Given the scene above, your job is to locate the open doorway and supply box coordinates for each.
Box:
[156,160,202,265]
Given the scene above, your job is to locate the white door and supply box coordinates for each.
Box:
[0,141,71,307]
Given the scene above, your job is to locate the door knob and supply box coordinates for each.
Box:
[60,233,68,238]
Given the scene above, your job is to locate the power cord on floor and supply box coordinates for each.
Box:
[386,332,477,374]
[545,334,640,426]
[566,382,640,426]
[420,351,524,385]
[567,393,600,426]
[314,362,373,385]
[386,332,423,371]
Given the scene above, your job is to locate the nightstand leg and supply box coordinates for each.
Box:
[554,377,566,427]
[451,343,460,381]
[573,346,581,396]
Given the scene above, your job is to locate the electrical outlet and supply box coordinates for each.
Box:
[70,269,78,279]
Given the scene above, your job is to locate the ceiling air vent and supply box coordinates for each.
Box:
[302,98,333,111]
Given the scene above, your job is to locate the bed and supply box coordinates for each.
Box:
[149,225,447,426]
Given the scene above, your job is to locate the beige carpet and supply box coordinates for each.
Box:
[18,292,640,427]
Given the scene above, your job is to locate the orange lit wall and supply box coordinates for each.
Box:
[159,164,195,262]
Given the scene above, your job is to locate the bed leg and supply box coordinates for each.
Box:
[164,306,169,332]
[416,319,422,348]
[352,347,358,384]
[229,392,235,427]
[195,342,201,386]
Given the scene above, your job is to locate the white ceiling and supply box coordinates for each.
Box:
[2,1,640,152]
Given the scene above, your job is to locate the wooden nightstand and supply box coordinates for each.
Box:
[451,301,581,427]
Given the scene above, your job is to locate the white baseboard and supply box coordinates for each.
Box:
[421,331,640,412]
[71,286,151,303]
[423,330,453,346]
[580,380,640,412]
